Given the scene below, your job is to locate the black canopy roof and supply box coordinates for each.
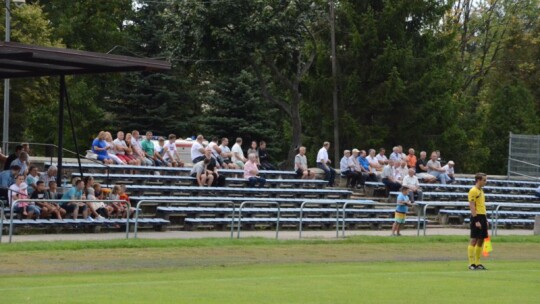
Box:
[0,41,171,183]
[0,41,171,78]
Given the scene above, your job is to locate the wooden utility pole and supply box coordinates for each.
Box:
[330,0,340,165]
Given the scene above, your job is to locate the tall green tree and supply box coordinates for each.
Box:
[162,0,327,165]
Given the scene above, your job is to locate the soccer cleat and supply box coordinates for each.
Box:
[468,264,477,270]
[476,264,487,270]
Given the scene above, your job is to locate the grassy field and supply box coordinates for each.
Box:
[1,236,539,303]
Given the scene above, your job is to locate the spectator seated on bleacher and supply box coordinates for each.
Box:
[163,134,184,167]
[46,181,61,200]
[389,146,401,162]
[10,174,40,219]
[247,141,260,165]
[142,131,165,166]
[92,131,114,165]
[357,149,377,184]
[114,131,140,166]
[295,146,315,179]
[61,179,90,221]
[26,165,40,196]
[244,153,266,188]
[232,137,247,169]
[190,158,214,187]
[205,148,226,187]
[376,148,388,166]
[415,151,437,183]
[442,160,456,184]
[366,149,382,174]
[427,151,450,184]
[258,141,276,170]
[3,144,22,171]
[381,159,401,192]
[0,164,20,200]
[83,176,107,220]
[191,134,207,164]
[219,137,237,169]
[11,151,29,176]
[397,160,409,182]
[208,137,225,169]
[406,148,417,169]
[340,150,361,188]
[31,180,65,219]
[88,182,113,218]
[316,141,336,187]
[130,130,153,166]
[104,131,126,165]
[402,169,423,203]
[39,165,56,188]
[156,137,172,167]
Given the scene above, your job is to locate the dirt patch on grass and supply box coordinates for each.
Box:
[1,242,539,276]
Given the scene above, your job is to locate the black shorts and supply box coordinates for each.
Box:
[470,214,488,239]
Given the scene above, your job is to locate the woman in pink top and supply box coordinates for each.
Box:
[244,153,266,188]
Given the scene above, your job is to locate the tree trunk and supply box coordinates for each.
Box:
[286,99,302,169]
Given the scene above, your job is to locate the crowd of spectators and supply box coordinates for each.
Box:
[0,143,134,221]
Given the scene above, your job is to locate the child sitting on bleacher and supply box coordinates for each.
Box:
[392,187,414,236]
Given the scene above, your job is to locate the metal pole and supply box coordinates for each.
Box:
[507,132,512,179]
[64,80,84,180]
[57,75,65,183]
[329,0,340,165]
[2,0,11,153]
[0,200,4,243]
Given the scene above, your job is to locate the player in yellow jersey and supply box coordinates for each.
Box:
[467,173,488,270]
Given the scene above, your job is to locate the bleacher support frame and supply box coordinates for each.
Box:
[134,199,237,239]
[0,200,5,243]
[299,201,343,239]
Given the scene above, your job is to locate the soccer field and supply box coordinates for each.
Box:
[1,236,539,303]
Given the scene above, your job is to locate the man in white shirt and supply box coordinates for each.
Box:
[340,150,360,188]
[163,134,183,167]
[191,135,206,164]
[366,149,382,172]
[381,159,401,192]
[231,137,247,169]
[316,141,336,187]
[402,168,423,202]
[131,130,153,166]
[427,151,450,184]
[376,148,388,166]
[219,137,237,169]
[442,160,455,184]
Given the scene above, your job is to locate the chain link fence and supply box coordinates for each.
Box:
[507,132,540,180]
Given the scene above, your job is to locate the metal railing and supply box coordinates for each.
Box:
[341,201,392,237]
[299,201,343,239]
[237,201,280,239]
[133,199,236,239]
[7,199,130,243]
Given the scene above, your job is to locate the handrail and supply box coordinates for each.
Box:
[237,201,280,239]
[133,199,236,239]
[299,201,343,239]
[8,199,130,243]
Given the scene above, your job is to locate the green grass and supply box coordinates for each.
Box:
[1,236,539,303]
[1,235,539,252]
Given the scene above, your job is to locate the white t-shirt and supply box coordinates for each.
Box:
[316,147,328,164]
[231,143,244,163]
[163,141,177,161]
[191,141,205,161]
[442,164,454,175]
[402,175,419,188]
[9,182,29,206]
[113,139,127,155]
[376,154,388,163]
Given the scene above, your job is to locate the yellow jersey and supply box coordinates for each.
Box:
[468,186,486,215]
